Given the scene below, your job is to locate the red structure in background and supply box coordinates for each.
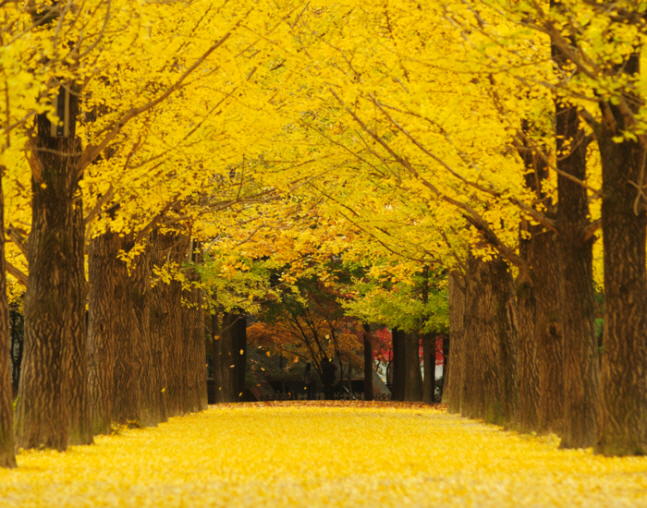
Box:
[372,327,444,365]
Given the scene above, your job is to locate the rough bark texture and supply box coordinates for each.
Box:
[403,332,423,402]
[111,241,141,424]
[129,246,162,426]
[15,104,84,450]
[67,201,93,445]
[515,235,541,433]
[444,271,465,413]
[492,259,519,428]
[149,231,169,424]
[462,256,518,426]
[0,174,16,467]
[87,232,119,435]
[182,244,207,413]
[152,232,189,417]
[363,324,374,401]
[597,55,647,455]
[531,232,564,436]
[555,93,600,449]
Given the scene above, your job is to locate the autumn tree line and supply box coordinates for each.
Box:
[3,0,647,469]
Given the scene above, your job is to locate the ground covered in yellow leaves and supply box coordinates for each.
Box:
[2,402,647,507]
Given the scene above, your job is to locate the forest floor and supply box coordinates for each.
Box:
[1,401,647,507]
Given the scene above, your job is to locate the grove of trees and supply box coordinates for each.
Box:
[2,0,647,468]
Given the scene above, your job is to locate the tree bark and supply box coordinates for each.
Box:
[182,244,207,412]
[492,258,519,428]
[87,231,119,435]
[554,88,600,449]
[234,313,247,401]
[152,231,189,417]
[111,239,141,424]
[444,271,465,412]
[391,328,406,401]
[403,331,423,402]
[67,201,93,445]
[462,255,518,426]
[531,231,564,436]
[515,234,541,433]
[15,101,85,450]
[216,312,245,402]
[422,332,435,403]
[0,173,16,467]
[597,54,647,455]
[363,324,374,401]
[129,245,163,426]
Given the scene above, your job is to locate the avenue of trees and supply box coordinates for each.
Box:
[2,0,647,468]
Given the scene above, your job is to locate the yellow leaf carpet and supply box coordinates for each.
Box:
[2,402,647,507]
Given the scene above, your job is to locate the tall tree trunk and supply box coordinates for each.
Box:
[444,271,465,412]
[492,258,519,428]
[554,89,599,450]
[531,230,564,435]
[461,256,487,420]
[153,232,189,417]
[515,233,541,433]
[597,54,647,455]
[111,240,141,424]
[87,231,119,435]
[363,324,373,401]
[67,201,93,445]
[0,173,16,467]
[462,255,518,426]
[15,97,84,450]
[403,332,423,402]
[182,243,207,412]
[129,245,162,426]
[149,231,169,423]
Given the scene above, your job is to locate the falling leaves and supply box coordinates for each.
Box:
[1,402,647,507]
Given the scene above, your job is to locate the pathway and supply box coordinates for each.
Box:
[1,401,647,507]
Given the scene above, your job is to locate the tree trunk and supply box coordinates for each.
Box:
[182,244,207,412]
[0,173,16,467]
[403,332,423,402]
[129,245,163,426]
[515,233,541,433]
[111,240,141,424]
[391,329,406,401]
[216,312,245,402]
[554,92,600,449]
[597,59,647,455]
[87,231,119,435]
[234,313,247,401]
[422,332,435,403]
[491,258,519,428]
[462,255,518,426]
[444,271,465,412]
[15,101,85,450]
[153,231,189,417]
[149,231,169,423]
[67,202,92,445]
[461,257,487,420]
[530,230,564,435]
[363,324,373,401]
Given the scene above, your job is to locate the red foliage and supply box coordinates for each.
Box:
[371,327,444,365]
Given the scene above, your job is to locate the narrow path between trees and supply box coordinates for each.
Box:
[1,402,646,507]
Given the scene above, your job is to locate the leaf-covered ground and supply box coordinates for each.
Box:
[2,402,647,507]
